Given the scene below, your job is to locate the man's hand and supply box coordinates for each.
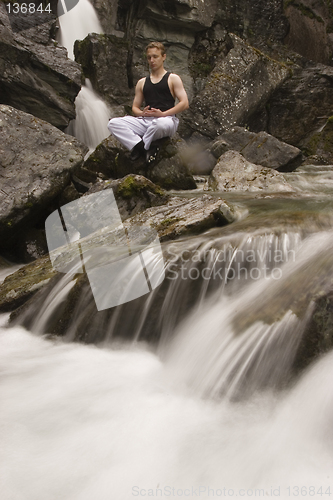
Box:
[143,107,165,117]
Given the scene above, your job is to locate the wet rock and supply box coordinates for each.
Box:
[0,105,87,248]
[180,34,290,139]
[84,134,196,190]
[127,194,235,241]
[209,151,295,193]
[0,255,56,313]
[0,3,82,130]
[211,127,302,171]
[301,117,333,164]
[0,190,235,316]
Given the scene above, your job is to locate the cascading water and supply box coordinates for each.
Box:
[3,204,333,497]
[3,4,333,499]
[58,0,111,154]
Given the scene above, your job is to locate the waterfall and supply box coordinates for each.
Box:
[66,79,111,157]
[57,0,103,60]
[58,0,111,153]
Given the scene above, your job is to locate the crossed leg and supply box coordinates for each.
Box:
[108,116,179,151]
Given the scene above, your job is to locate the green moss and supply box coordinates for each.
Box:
[159,217,181,226]
[303,134,320,156]
[117,175,164,199]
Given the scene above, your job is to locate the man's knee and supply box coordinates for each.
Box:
[153,117,174,135]
[108,117,118,133]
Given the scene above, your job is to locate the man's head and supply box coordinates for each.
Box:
[146,42,166,71]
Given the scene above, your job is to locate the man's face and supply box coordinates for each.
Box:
[146,48,166,71]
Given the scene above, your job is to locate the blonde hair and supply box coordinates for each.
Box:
[145,41,166,55]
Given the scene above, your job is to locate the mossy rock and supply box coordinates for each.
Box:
[0,255,57,313]
[302,120,333,163]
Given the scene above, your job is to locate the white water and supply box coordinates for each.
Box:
[58,1,111,153]
[67,79,111,157]
[58,0,103,60]
[1,320,333,500]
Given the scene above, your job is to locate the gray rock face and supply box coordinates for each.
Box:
[211,127,302,171]
[181,35,290,139]
[266,63,333,146]
[214,0,289,45]
[284,0,333,65]
[0,3,82,130]
[0,105,87,245]
[209,150,295,193]
[74,34,133,111]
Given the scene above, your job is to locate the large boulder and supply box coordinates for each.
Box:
[0,3,82,130]
[211,127,302,171]
[180,34,290,139]
[87,174,170,219]
[209,150,295,193]
[264,62,333,147]
[84,134,196,190]
[74,34,133,112]
[0,105,87,249]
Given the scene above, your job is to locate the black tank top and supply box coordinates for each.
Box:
[143,72,175,112]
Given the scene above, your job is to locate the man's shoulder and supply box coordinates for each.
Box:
[136,77,146,88]
[168,72,181,80]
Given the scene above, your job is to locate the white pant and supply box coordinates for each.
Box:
[107,115,179,151]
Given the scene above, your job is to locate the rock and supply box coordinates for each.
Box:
[127,194,235,241]
[84,134,197,190]
[0,190,235,318]
[301,117,333,164]
[265,63,333,146]
[148,154,197,190]
[0,3,82,130]
[0,255,56,313]
[87,174,170,219]
[211,127,302,171]
[0,105,87,249]
[16,228,49,263]
[214,0,289,45]
[284,0,333,65]
[74,34,133,111]
[180,34,290,139]
[208,150,295,192]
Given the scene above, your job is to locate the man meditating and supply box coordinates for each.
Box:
[108,41,189,164]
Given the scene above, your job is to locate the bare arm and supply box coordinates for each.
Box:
[132,78,150,116]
